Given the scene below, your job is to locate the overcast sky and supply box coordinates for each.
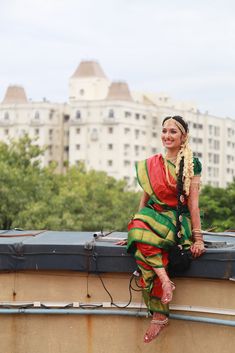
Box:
[0,0,234,118]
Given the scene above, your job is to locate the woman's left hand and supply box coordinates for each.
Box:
[115,239,127,246]
[190,241,205,258]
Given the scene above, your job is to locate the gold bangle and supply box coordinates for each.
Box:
[192,228,202,233]
[194,239,204,244]
[193,234,203,239]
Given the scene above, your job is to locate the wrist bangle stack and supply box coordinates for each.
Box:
[192,228,202,233]
[192,228,204,243]
[193,234,204,244]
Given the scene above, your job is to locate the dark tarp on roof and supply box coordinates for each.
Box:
[0,230,235,279]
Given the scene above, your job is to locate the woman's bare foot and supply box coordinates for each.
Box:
[144,313,168,343]
[161,280,175,304]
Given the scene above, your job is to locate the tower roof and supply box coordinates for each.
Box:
[2,85,28,104]
[106,81,133,101]
[71,61,107,79]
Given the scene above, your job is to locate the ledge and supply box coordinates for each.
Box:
[0,229,235,279]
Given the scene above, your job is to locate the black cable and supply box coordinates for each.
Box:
[92,244,135,309]
[130,276,142,291]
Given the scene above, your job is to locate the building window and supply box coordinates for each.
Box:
[192,137,203,144]
[135,113,140,120]
[76,144,80,150]
[91,128,98,141]
[194,123,203,130]
[124,176,130,183]
[80,89,84,96]
[49,110,54,120]
[76,128,81,134]
[48,145,53,156]
[215,126,220,136]
[107,160,113,167]
[124,143,130,150]
[49,129,53,140]
[4,129,9,135]
[124,143,130,156]
[214,168,219,177]
[194,152,202,158]
[214,140,220,150]
[124,160,131,166]
[134,145,139,156]
[142,115,146,120]
[34,128,39,136]
[63,114,69,122]
[108,109,114,118]
[135,129,140,139]
[214,154,219,164]
[34,111,40,119]
[4,112,9,120]
[108,127,113,134]
[125,111,131,118]
[108,143,113,150]
[124,128,130,134]
[152,147,157,154]
[152,117,158,125]
[152,132,157,138]
[76,110,81,119]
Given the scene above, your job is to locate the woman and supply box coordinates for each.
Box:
[119,116,205,343]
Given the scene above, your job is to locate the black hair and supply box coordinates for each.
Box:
[162,116,189,133]
[175,157,185,239]
[162,115,188,239]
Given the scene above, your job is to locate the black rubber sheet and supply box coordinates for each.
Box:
[0,229,235,279]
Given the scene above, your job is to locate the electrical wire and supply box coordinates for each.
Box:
[91,243,138,309]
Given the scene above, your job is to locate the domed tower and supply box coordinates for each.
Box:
[106,81,133,101]
[69,60,110,102]
[2,85,28,104]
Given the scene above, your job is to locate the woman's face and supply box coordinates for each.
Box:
[161,119,185,152]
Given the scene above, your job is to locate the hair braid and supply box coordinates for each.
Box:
[176,157,185,238]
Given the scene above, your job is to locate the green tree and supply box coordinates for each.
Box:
[0,136,53,229]
[200,181,235,231]
[0,137,140,231]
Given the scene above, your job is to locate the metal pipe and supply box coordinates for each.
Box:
[0,308,235,327]
[170,313,235,327]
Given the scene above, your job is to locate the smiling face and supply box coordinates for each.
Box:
[161,119,186,153]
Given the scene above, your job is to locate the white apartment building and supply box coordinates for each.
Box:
[0,85,68,171]
[1,60,235,188]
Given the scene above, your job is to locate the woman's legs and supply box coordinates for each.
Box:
[135,243,175,343]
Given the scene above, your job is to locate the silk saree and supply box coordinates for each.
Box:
[127,154,202,315]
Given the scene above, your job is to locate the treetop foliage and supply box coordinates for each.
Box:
[0,137,140,231]
[0,137,234,232]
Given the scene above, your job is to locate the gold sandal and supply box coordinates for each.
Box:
[144,317,169,343]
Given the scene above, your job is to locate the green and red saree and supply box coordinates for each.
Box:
[127,153,201,315]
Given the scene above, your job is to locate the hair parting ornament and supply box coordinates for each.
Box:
[163,116,194,196]
[164,117,186,134]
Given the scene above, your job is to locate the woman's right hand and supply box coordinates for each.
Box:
[190,240,205,258]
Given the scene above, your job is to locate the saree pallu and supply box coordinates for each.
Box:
[127,154,201,315]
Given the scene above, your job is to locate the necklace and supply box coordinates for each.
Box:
[164,156,177,188]
[165,154,178,164]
